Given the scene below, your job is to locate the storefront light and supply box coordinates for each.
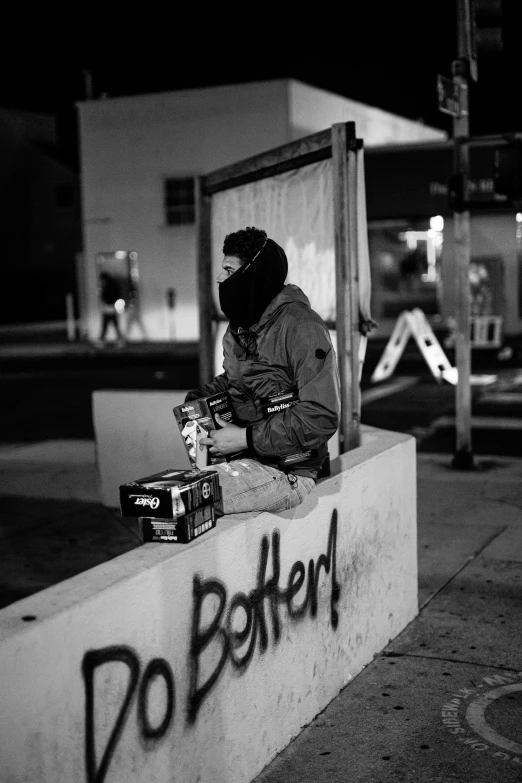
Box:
[430,215,444,232]
[403,230,418,250]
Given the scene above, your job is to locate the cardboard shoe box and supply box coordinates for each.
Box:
[139,504,217,543]
[173,391,243,468]
[119,468,222,519]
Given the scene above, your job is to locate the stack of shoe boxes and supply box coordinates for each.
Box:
[119,468,222,543]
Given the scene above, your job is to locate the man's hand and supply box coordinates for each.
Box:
[199,414,247,456]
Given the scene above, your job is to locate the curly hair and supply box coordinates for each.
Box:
[222,227,267,263]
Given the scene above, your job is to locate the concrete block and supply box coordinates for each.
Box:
[0,428,417,783]
[93,390,189,507]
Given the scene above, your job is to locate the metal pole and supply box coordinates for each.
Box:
[451,0,474,470]
[65,292,76,341]
[166,288,176,341]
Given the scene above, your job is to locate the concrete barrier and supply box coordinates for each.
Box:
[0,427,416,783]
[93,390,188,507]
[93,390,339,508]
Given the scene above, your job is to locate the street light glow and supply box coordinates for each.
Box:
[430,215,444,232]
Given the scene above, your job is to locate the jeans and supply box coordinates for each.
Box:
[99,312,123,341]
[210,458,316,515]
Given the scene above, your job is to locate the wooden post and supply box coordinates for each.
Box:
[195,176,214,388]
[452,0,474,469]
[332,122,361,452]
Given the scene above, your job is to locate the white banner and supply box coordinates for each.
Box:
[211,154,372,324]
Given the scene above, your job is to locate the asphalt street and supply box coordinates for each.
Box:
[2,338,521,457]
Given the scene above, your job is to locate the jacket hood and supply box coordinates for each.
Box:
[248,284,311,333]
[219,238,288,330]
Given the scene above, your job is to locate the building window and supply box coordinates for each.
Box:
[54,184,74,208]
[164,177,195,225]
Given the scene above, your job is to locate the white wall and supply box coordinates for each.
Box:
[77,79,448,342]
[288,80,447,145]
[0,428,417,783]
[77,81,290,342]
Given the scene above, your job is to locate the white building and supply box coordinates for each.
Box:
[76,79,446,341]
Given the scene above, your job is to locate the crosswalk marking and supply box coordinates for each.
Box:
[479,392,522,405]
[431,415,522,431]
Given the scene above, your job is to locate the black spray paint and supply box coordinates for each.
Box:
[82,646,175,783]
[81,509,339,780]
[187,509,339,722]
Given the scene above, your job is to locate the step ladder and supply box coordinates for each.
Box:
[371,309,457,385]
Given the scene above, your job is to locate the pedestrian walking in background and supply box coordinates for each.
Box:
[98,272,124,345]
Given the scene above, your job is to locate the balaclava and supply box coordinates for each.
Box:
[218,238,288,330]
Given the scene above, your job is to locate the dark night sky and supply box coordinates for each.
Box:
[3,8,521,167]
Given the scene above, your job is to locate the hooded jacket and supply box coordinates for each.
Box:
[218,237,287,330]
[192,281,341,477]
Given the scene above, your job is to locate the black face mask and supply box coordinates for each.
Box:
[218,238,288,330]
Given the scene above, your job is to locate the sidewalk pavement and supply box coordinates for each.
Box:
[1,438,522,781]
[0,441,140,608]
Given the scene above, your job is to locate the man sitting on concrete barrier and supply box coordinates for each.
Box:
[186,226,340,514]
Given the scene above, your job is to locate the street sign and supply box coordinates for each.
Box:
[437,75,461,117]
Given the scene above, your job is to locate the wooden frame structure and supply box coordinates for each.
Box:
[196,122,364,452]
